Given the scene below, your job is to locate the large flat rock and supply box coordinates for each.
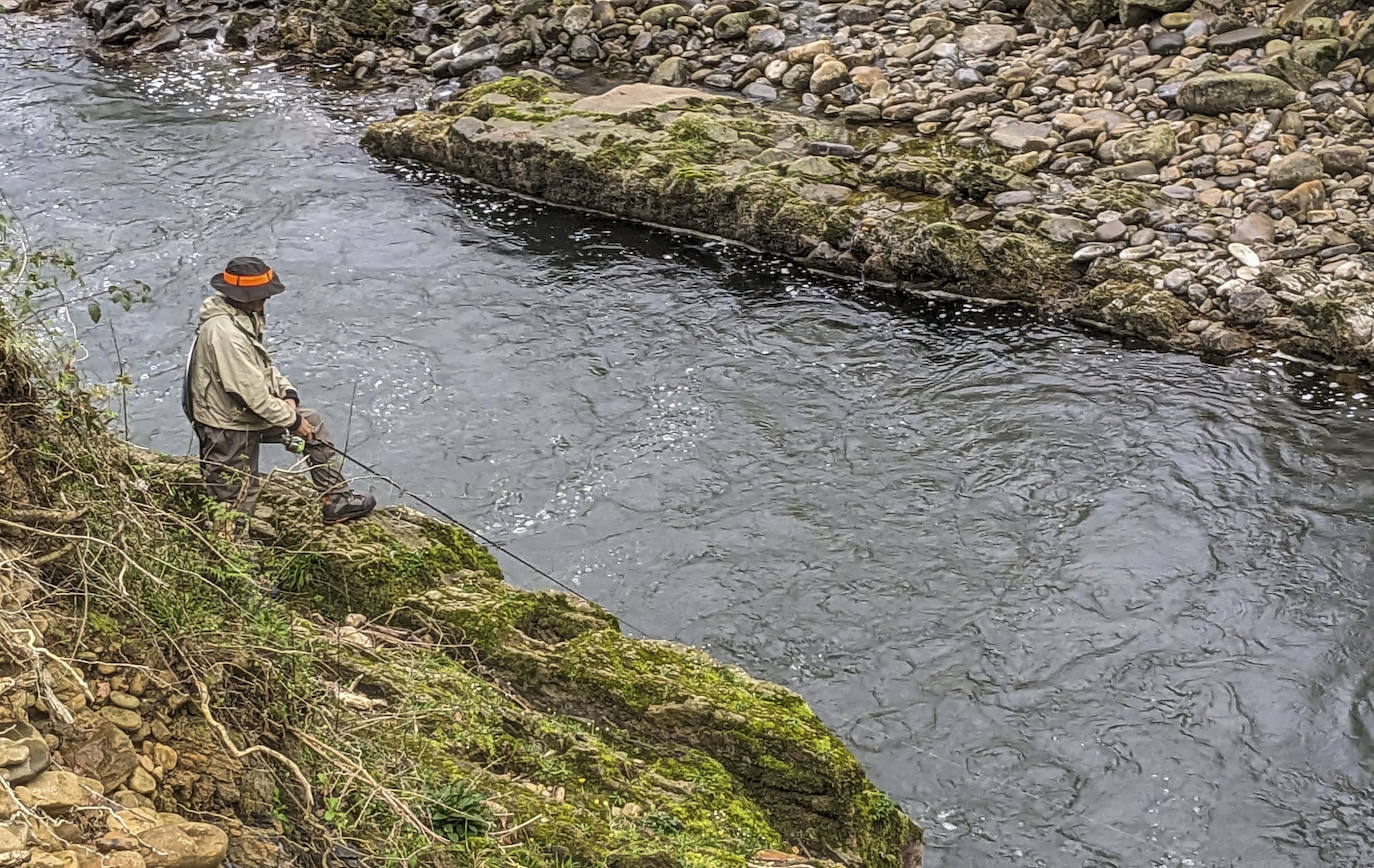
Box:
[570,82,720,115]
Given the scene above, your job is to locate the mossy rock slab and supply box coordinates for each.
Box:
[362,75,1067,303]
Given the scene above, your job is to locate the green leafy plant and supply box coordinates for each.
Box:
[427,780,492,843]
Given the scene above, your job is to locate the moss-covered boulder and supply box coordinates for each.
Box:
[1069,279,1192,340]
[361,75,1069,303]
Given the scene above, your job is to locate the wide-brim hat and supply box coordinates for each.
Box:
[210,256,286,303]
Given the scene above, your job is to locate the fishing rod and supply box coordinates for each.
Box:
[287,433,657,640]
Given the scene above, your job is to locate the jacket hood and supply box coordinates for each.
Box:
[199,292,261,327]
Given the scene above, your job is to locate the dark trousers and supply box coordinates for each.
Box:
[194,408,346,515]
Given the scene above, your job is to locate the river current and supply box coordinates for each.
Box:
[6,15,1374,866]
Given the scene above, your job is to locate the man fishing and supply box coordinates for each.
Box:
[183,256,376,528]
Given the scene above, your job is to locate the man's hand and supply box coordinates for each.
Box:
[294,414,316,442]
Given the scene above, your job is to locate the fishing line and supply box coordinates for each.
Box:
[315,440,661,641]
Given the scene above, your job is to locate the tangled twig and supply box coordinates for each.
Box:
[288,726,448,845]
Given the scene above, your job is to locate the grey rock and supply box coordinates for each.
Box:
[1263,54,1322,91]
[1073,242,1118,261]
[1318,145,1367,177]
[1233,213,1276,244]
[993,190,1037,207]
[1201,326,1254,353]
[1291,38,1340,74]
[1228,241,1262,267]
[1042,215,1093,243]
[444,43,502,76]
[841,104,882,122]
[1149,32,1185,55]
[1098,159,1160,180]
[1119,0,1189,27]
[1164,267,1193,293]
[989,121,1052,151]
[743,80,779,101]
[563,4,593,35]
[937,85,999,109]
[1275,0,1346,31]
[1095,220,1128,242]
[0,722,49,786]
[952,68,984,88]
[837,3,881,25]
[958,23,1018,55]
[497,39,533,65]
[462,3,495,27]
[747,26,786,52]
[135,23,182,51]
[1269,151,1323,189]
[1228,286,1280,323]
[1176,73,1298,115]
[1115,124,1178,167]
[1209,26,1273,51]
[649,55,689,86]
[569,33,600,60]
[1025,0,1114,28]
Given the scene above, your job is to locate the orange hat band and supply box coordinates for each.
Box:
[222,268,274,287]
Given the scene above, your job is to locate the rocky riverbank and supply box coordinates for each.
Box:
[0,274,921,865]
[15,0,1374,365]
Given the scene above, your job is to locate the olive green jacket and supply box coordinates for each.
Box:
[185,293,298,431]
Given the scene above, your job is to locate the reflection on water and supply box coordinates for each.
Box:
[6,15,1374,866]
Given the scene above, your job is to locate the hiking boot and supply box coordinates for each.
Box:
[322,491,376,524]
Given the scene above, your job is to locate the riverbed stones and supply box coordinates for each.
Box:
[649,56,688,86]
[836,3,880,25]
[88,0,1374,370]
[639,3,686,27]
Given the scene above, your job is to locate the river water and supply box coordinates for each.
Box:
[6,15,1374,866]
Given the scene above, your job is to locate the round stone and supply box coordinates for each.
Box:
[109,692,140,711]
[1227,242,1262,267]
[1149,32,1184,56]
